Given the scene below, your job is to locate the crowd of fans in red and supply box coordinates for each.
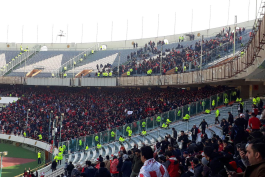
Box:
[116,27,247,75]
[0,85,226,145]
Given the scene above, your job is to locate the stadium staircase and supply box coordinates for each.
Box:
[2,45,41,76]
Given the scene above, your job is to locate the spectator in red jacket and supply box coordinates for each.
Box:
[164,151,180,177]
[249,113,261,131]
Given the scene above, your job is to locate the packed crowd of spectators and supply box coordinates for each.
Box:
[0,85,226,146]
[58,103,265,177]
[113,27,247,76]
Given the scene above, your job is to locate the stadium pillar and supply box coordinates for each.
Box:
[60,113,64,143]
[118,53,120,77]
[200,35,203,82]
[234,16,237,57]
[26,109,30,130]
[48,110,53,141]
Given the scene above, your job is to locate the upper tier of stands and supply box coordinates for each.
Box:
[1,27,251,78]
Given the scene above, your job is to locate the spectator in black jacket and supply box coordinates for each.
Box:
[172,128,178,139]
[83,161,97,177]
[203,146,227,177]
[121,154,132,177]
[161,137,170,152]
[221,119,229,139]
[95,162,111,177]
[192,158,203,177]
[228,112,234,125]
[66,161,74,176]
[51,160,57,172]
[238,102,243,114]
[178,131,189,152]
[191,125,199,142]
[231,119,246,154]
[199,119,208,134]
[117,153,123,177]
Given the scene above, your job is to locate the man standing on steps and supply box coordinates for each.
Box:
[191,125,199,142]
[215,109,220,124]
[199,119,208,134]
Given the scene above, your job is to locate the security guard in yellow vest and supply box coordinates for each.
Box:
[95,135,99,142]
[126,126,130,132]
[162,123,167,128]
[64,66,67,71]
[57,151,63,165]
[23,131,26,137]
[156,116,161,125]
[256,96,260,105]
[205,109,211,114]
[183,114,190,121]
[97,72,100,77]
[74,61,76,66]
[183,66,186,72]
[97,143,102,149]
[54,154,58,163]
[38,151,42,164]
[80,58,83,62]
[38,134,42,140]
[166,119,171,128]
[215,109,220,124]
[84,53,87,58]
[212,100,215,108]
[51,73,55,78]
[63,73,67,78]
[142,121,146,130]
[127,71,130,76]
[241,51,244,57]
[224,98,229,106]
[141,130,147,136]
[20,45,23,52]
[128,129,132,140]
[111,131,115,138]
[91,50,94,54]
[177,110,181,117]
[175,67,178,73]
[85,145,89,150]
[119,136,125,143]
[79,139,82,149]
[109,72,112,77]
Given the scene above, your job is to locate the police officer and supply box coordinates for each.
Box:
[127,71,130,77]
[38,134,42,140]
[97,143,101,149]
[224,97,229,106]
[141,130,147,136]
[166,118,171,128]
[95,135,99,142]
[57,151,63,165]
[111,131,115,140]
[162,123,166,128]
[126,126,130,133]
[128,129,132,141]
[79,139,82,150]
[183,114,190,121]
[177,110,181,117]
[156,116,161,126]
[215,109,220,124]
[38,151,41,164]
[212,99,215,109]
[142,121,146,130]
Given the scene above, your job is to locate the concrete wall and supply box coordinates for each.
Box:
[0,20,254,51]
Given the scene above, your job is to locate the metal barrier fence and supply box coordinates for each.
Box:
[59,89,238,153]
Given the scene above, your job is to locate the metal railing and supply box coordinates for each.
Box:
[0,45,41,76]
[58,90,237,153]
[57,49,92,77]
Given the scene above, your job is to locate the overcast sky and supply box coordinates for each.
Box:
[0,0,261,43]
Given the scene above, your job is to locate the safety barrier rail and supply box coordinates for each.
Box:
[59,89,237,154]
[0,45,41,76]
